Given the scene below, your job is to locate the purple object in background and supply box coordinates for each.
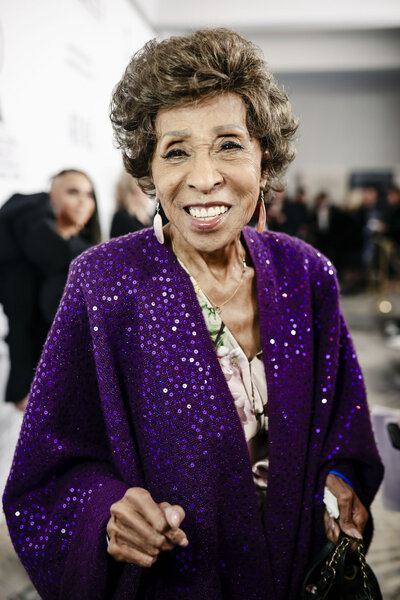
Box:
[371,406,400,511]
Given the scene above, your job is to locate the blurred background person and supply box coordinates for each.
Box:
[281,186,311,240]
[383,186,400,283]
[352,186,386,290]
[0,169,100,410]
[265,189,289,232]
[308,191,349,266]
[385,187,400,240]
[110,171,155,238]
[309,191,333,255]
[326,186,380,294]
[382,186,400,253]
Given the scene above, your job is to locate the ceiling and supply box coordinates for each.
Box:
[130,0,400,73]
[132,0,400,31]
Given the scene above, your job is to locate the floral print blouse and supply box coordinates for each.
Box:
[179,262,270,500]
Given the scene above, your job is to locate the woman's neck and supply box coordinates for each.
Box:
[167,224,246,285]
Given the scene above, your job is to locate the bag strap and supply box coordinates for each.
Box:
[301,538,337,599]
[302,532,382,600]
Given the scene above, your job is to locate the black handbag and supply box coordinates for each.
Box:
[301,532,382,600]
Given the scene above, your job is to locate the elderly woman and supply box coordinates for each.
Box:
[3,29,383,599]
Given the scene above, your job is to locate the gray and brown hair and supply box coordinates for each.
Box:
[110,28,298,196]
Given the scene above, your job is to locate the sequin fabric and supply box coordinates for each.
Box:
[180,262,270,496]
[3,227,383,600]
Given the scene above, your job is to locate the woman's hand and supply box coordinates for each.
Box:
[106,487,188,567]
[323,473,369,543]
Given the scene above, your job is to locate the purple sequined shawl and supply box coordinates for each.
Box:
[3,227,383,599]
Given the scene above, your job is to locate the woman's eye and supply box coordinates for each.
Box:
[163,148,187,159]
[220,140,243,151]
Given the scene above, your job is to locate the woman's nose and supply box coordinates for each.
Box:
[186,152,223,193]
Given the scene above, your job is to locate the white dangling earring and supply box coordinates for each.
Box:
[257,190,266,234]
[153,200,164,244]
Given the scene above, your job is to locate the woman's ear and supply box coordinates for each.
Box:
[260,150,269,188]
[259,172,268,192]
[260,174,267,190]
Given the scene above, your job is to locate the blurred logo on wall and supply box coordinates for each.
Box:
[0,18,20,182]
[78,0,104,21]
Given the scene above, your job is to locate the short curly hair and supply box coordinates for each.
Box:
[110,28,298,197]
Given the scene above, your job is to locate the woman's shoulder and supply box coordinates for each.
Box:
[245,228,338,300]
[246,227,332,269]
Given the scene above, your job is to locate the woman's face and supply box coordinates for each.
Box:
[50,172,96,229]
[151,93,266,252]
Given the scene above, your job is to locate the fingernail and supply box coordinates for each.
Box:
[179,537,189,547]
[349,528,363,540]
[169,510,180,528]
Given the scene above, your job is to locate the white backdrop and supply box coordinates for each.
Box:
[0,0,155,236]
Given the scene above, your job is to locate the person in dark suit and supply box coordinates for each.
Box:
[0,169,100,409]
[383,186,400,247]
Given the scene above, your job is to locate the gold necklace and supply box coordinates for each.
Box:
[172,241,247,314]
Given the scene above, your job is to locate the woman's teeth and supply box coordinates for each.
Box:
[188,205,228,219]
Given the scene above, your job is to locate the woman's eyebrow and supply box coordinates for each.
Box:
[161,130,189,140]
[213,125,248,135]
[161,125,248,140]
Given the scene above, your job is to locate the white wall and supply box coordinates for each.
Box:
[0,0,155,236]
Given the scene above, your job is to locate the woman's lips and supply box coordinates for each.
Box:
[184,203,230,230]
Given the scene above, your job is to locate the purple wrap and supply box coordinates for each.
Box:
[3,227,383,599]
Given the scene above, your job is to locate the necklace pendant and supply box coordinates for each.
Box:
[215,306,222,315]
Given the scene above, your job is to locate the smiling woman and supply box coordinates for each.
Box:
[3,28,383,600]
[152,94,265,251]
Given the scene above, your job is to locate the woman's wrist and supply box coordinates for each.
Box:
[328,470,354,488]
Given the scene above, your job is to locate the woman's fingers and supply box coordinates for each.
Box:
[108,510,167,555]
[125,488,169,531]
[160,503,188,547]
[107,488,187,566]
[337,491,362,539]
[323,511,341,543]
[164,505,183,528]
[107,537,159,567]
[325,474,365,539]
[352,495,369,533]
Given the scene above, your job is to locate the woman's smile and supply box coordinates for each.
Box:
[183,202,230,230]
[186,204,229,219]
